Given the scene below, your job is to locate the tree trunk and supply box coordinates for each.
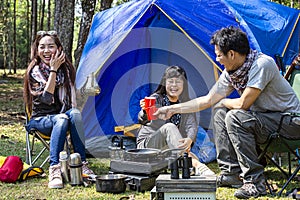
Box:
[2,0,10,75]
[54,0,75,62]
[31,0,37,44]
[0,2,2,71]
[13,0,16,73]
[47,0,51,30]
[74,0,96,69]
[39,0,45,30]
[26,0,30,64]
[74,0,113,69]
[100,0,113,11]
[53,0,61,30]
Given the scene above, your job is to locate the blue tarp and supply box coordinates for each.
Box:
[76,0,300,142]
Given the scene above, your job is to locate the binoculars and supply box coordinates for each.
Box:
[168,152,192,179]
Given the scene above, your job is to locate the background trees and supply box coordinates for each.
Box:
[0,0,298,75]
[0,0,115,75]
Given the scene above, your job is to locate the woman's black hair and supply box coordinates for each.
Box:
[154,65,190,102]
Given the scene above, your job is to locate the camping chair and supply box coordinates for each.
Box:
[258,113,300,196]
[24,105,70,168]
[24,105,50,168]
[258,54,300,196]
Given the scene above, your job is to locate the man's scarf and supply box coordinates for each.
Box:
[229,49,258,93]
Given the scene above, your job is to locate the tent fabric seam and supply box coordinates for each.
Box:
[153,2,223,78]
[282,13,300,58]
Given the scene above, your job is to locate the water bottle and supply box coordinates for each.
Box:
[69,153,83,186]
[59,151,69,183]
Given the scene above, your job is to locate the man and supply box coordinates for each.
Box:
[155,26,300,199]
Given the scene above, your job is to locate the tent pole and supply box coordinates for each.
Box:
[281,13,300,58]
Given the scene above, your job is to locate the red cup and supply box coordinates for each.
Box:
[145,106,158,120]
[144,97,156,108]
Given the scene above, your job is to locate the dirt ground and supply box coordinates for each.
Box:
[0,72,25,125]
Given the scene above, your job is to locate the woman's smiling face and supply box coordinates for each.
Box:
[38,36,58,65]
[165,77,184,102]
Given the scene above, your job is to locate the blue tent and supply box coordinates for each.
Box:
[76,0,300,156]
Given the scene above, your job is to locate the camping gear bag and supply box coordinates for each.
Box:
[18,164,44,181]
[0,156,44,182]
[191,127,216,163]
[0,156,23,183]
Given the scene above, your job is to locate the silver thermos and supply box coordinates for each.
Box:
[59,151,69,183]
[69,153,83,186]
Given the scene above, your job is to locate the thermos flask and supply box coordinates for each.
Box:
[69,153,83,186]
[59,151,69,183]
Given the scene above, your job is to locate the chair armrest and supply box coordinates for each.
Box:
[277,112,300,134]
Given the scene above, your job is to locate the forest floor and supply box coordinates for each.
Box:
[0,69,299,200]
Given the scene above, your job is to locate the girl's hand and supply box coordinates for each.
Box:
[178,138,193,151]
[140,99,146,110]
[50,50,65,71]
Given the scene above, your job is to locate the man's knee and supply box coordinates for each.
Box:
[225,109,251,126]
[213,106,228,121]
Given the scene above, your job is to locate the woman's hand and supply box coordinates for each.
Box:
[178,137,193,151]
[50,50,65,71]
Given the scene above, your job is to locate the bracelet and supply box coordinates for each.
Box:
[49,70,57,73]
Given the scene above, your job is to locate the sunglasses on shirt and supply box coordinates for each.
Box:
[36,30,57,36]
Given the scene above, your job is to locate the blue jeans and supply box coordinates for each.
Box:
[27,108,86,166]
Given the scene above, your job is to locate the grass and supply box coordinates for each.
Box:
[0,69,299,199]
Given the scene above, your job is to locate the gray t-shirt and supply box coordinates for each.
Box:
[212,54,300,113]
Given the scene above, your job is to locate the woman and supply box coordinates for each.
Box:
[23,30,94,189]
[137,66,214,175]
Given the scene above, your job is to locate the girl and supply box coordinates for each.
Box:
[24,31,94,189]
[137,66,214,176]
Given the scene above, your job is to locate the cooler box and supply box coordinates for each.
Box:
[153,174,216,200]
